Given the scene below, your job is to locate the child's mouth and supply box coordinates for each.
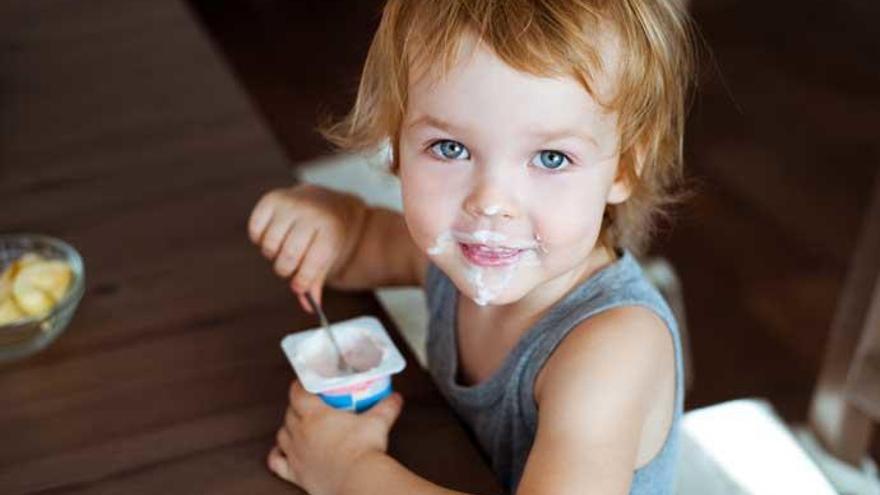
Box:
[459,243,525,267]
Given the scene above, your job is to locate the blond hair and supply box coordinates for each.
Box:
[322,0,696,253]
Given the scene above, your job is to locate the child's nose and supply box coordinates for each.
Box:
[463,173,520,220]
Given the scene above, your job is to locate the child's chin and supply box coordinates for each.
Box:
[436,259,534,306]
[460,286,525,307]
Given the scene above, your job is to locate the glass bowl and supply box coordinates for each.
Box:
[0,234,85,363]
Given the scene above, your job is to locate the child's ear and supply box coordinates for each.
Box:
[606,176,632,205]
[606,147,644,205]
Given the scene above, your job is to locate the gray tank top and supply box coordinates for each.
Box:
[424,250,684,494]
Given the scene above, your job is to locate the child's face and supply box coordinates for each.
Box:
[399,39,630,307]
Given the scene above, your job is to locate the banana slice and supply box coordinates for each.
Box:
[0,262,14,301]
[17,253,44,266]
[11,285,55,317]
[15,259,72,302]
[1,253,44,297]
[0,297,26,325]
[0,255,73,321]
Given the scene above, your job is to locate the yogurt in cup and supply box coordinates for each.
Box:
[281,316,406,412]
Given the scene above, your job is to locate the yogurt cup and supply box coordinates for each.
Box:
[281,316,406,412]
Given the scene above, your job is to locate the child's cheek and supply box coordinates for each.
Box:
[401,204,441,256]
[528,192,606,257]
[400,167,457,254]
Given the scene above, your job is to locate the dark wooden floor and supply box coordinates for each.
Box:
[184,0,879,462]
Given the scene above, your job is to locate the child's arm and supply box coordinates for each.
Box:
[516,306,676,494]
[268,381,472,495]
[330,205,429,290]
[268,307,674,495]
[248,184,427,310]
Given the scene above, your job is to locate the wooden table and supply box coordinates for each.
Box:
[0,1,500,493]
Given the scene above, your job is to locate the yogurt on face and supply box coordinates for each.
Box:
[428,229,545,306]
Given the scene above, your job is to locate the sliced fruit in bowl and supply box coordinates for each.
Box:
[0,254,73,324]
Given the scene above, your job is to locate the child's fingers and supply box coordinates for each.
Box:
[248,193,277,245]
[290,228,337,298]
[273,225,315,278]
[364,392,404,430]
[295,291,313,314]
[312,283,325,310]
[290,282,325,314]
[285,404,299,426]
[290,255,321,313]
[276,425,293,454]
[260,213,295,259]
[288,380,328,418]
[267,445,295,482]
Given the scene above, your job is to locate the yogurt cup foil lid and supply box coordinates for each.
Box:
[281,315,407,394]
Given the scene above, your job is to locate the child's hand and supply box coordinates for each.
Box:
[267,380,404,495]
[248,184,367,312]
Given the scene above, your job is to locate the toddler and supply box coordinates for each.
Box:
[249,0,695,493]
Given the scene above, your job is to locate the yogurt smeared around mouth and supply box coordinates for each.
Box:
[427,230,544,306]
[427,230,454,255]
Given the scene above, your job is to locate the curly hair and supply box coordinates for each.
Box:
[321,0,696,253]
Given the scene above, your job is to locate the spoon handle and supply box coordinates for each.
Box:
[304,292,354,373]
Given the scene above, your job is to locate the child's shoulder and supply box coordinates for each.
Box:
[518,304,679,492]
[526,305,676,477]
[534,304,674,406]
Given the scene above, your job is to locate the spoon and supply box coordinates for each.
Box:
[304,292,355,374]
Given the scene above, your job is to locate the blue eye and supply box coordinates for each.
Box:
[531,150,569,170]
[430,140,470,160]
